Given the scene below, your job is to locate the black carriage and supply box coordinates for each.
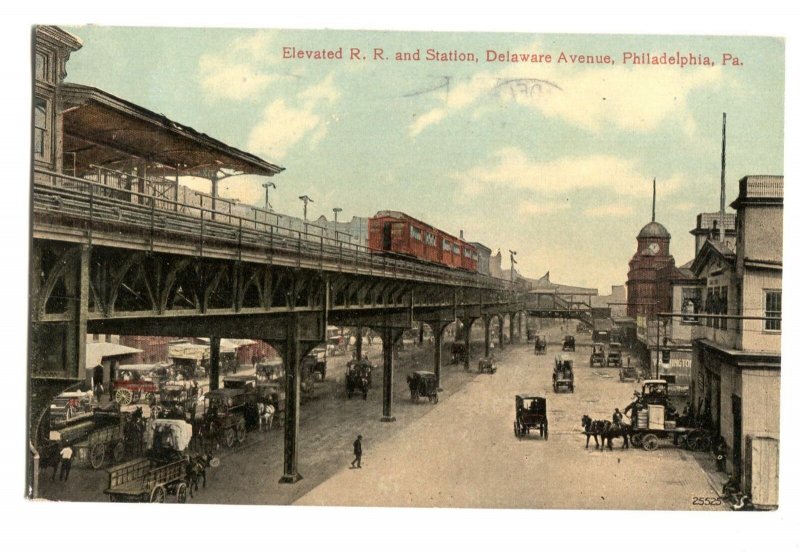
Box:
[450,341,467,364]
[526,328,537,343]
[606,342,623,367]
[407,371,438,403]
[514,395,548,439]
[553,354,575,393]
[478,357,496,374]
[345,360,373,400]
[589,343,606,367]
[534,335,547,355]
[562,335,576,351]
[202,389,248,448]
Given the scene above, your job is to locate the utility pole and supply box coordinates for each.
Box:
[299,195,313,237]
[509,250,517,283]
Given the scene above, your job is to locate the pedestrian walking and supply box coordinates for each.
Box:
[58,442,74,482]
[350,435,363,469]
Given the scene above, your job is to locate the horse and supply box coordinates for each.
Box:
[38,441,62,481]
[257,402,275,432]
[581,415,630,451]
[187,452,213,497]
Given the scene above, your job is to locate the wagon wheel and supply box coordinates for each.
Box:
[235,419,246,443]
[224,428,236,448]
[433,393,439,404]
[514,421,520,438]
[115,388,133,405]
[150,485,166,503]
[175,482,188,504]
[642,434,659,451]
[144,392,155,403]
[539,424,545,438]
[90,443,106,469]
[544,421,549,440]
[630,433,644,447]
[113,441,125,463]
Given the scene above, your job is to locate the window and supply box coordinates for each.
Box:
[680,287,701,324]
[443,239,451,252]
[453,245,460,255]
[719,286,728,330]
[765,290,781,331]
[34,97,48,158]
[410,226,422,241]
[35,52,49,81]
[424,232,436,246]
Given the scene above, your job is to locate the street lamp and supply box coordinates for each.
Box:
[509,250,518,283]
[299,195,314,236]
[262,181,276,211]
[332,207,342,241]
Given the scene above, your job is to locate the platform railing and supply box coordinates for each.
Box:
[33,168,523,292]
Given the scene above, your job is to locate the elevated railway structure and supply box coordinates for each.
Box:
[28,26,593,488]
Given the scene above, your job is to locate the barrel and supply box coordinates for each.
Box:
[636,409,649,429]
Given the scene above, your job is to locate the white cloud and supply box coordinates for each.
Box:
[246,73,340,160]
[452,147,685,198]
[199,55,281,101]
[407,40,723,136]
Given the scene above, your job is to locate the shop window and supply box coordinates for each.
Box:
[764,290,781,331]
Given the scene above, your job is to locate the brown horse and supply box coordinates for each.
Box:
[581,415,630,451]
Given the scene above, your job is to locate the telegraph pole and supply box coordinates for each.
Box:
[262,181,276,211]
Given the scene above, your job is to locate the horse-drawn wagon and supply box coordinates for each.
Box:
[345,359,373,399]
[606,342,623,367]
[478,356,496,374]
[104,418,194,503]
[49,408,138,469]
[201,388,248,448]
[49,390,95,427]
[514,395,548,440]
[407,371,438,403]
[450,341,468,364]
[589,343,606,367]
[112,364,163,405]
[562,335,576,351]
[552,354,575,393]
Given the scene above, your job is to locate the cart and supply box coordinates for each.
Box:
[619,362,640,382]
[407,371,438,403]
[104,418,194,503]
[534,336,547,355]
[552,354,575,393]
[562,335,576,351]
[589,343,606,367]
[50,410,134,469]
[606,342,623,367]
[345,360,372,399]
[478,357,496,374]
[514,395,548,439]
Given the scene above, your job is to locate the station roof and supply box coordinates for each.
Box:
[61,83,285,179]
[86,342,142,369]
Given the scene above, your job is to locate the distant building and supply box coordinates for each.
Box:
[469,242,492,276]
[690,212,737,256]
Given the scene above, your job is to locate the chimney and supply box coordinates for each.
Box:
[459,230,464,240]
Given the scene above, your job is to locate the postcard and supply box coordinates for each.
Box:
[27,23,784,516]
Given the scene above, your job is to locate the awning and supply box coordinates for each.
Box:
[85,342,142,370]
[60,83,284,179]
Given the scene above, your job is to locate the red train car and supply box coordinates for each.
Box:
[368,211,477,272]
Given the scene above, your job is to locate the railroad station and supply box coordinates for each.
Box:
[27,26,782,511]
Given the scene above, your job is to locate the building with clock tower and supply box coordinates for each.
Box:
[626,203,676,318]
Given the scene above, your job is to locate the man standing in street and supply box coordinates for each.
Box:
[350,435,363,469]
[59,442,74,482]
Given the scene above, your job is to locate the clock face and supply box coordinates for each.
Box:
[648,242,661,255]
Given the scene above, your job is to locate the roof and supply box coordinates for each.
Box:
[637,221,671,239]
[690,238,736,276]
[60,83,284,178]
[731,175,784,209]
[85,342,142,369]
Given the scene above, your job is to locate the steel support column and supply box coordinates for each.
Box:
[463,318,476,371]
[432,322,447,390]
[209,336,221,391]
[381,327,402,422]
[499,315,505,349]
[280,312,303,483]
[484,316,491,357]
[355,327,363,361]
[509,313,516,345]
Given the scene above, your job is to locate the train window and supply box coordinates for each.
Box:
[453,245,460,255]
[410,226,422,241]
[425,232,436,246]
[443,239,451,251]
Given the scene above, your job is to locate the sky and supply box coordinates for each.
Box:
[59,26,785,293]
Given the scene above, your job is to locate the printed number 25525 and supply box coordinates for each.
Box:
[692,497,722,506]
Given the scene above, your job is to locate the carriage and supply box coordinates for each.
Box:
[606,342,623,367]
[552,354,575,393]
[202,388,248,448]
[49,409,136,469]
[478,357,496,374]
[589,343,606,367]
[159,383,198,421]
[255,358,285,382]
[345,360,372,399]
[526,328,537,343]
[534,335,547,355]
[514,395,548,439]
[619,361,640,382]
[104,418,194,503]
[303,347,328,381]
[407,371,438,403]
[49,390,95,427]
[562,335,576,351]
[450,341,468,364]
[112,365,161,406]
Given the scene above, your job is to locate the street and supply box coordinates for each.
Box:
[38,328,724,510]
